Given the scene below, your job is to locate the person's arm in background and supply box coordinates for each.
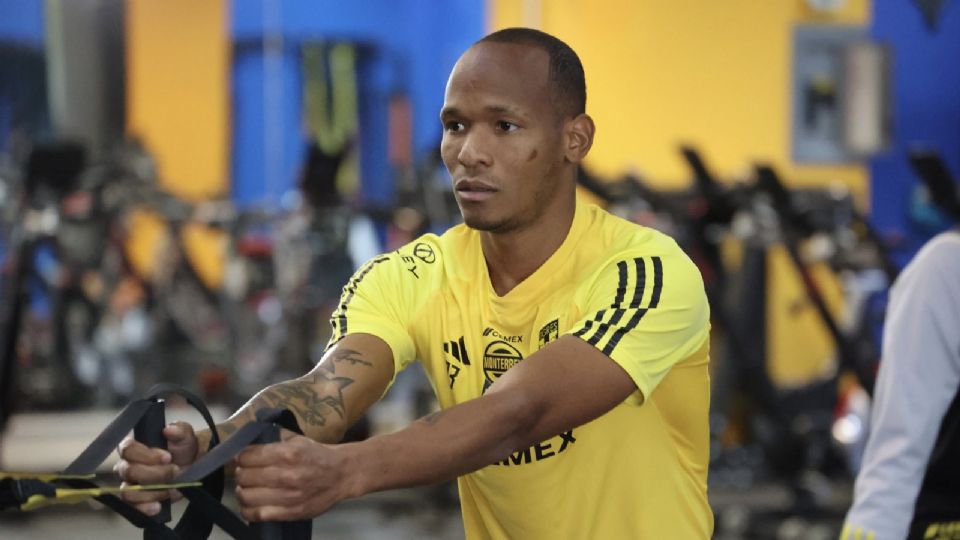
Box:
[116,332,395,514]
[842,233,960,540]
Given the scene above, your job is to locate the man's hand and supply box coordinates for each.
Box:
[115,421,200,515]
[234,432,356,522]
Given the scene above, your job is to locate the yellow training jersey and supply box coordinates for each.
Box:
[330,199,713,539]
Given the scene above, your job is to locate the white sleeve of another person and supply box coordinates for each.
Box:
[843,232,960,539]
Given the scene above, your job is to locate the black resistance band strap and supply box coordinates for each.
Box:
[62,383,224,539]
[3,385,310,540]
[173,407,311,540]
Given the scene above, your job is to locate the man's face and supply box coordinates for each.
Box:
[440,42,567,233]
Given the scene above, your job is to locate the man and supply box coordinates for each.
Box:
[842,230,960,540]
[118,27,713,538]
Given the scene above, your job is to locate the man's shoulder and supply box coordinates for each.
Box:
[583,203,692,264]
[367,232,449,284]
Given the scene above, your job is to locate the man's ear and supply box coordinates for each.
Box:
[564,113,595,164]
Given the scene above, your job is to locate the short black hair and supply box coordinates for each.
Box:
[477,27,586,119]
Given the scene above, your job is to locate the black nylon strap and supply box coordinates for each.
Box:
[59,396,182,538]
[172,407,310,540]
[0,478,56,510]
[59,384,229,540]
[175,408,302,483]
[144,383,225,540]
[144,383,224,450]
[9,385,308,540]
[144,384,225,540]
[248,409,310,540]
[176,421,263,483]
[63,399,155,475]
[136,398,172,525]
[59,478,179,540]
[179,486,260,540]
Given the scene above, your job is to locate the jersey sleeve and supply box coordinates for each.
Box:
[326,253,419,378]
[842,232,960,540]
[566,249,710,402]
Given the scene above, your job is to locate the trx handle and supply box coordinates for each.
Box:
[134,398,172,525]
[174,408,303,483]
[61,383,225,540]
[249,423,311,540]
[173,407,311,540]
[3,386,312,540]
[0,478,56,510]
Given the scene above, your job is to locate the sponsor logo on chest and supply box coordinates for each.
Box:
[482,327,523,343]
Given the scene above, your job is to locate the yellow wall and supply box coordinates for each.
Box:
[490,0,868,386]
[125,0,230,288]
[489,0,869,202]
[126,0,230,199]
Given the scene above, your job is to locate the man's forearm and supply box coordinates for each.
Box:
[344,388,543,497]
[195,365,364,457]
[337,337,637,500]
[202,345,387,454]
[230,375,353,442]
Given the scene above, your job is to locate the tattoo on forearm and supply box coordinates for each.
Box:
[242,360,359,431]
[231,348,375,438]
[331,348,372,367]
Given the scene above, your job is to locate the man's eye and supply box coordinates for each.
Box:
[444,121,465,132]
[497,121,518,132]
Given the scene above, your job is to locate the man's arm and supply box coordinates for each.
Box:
[355,335,637,486]
[233,335,637,521]
[205,333,395,447]
[117,332,395,513]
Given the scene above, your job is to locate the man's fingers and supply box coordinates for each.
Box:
[117,436,171,466]
[120,482,172,505]
[135,501,162,516]
[234,464,297,490]
[164,422,199,466]
[235,445,276,468]
[236,436,308,468]
[235,486,309,521]
[119,487,185,507]
[240,503,300,523]
[235,486,289,508]
[116,461,181,485]
[163,422,195,444]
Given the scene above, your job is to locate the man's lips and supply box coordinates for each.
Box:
[455,179,497,202]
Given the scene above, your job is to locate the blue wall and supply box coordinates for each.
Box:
[0,0,485,209]
[0,0,45,152]
[229,0,485,208]
[869,2,960,260]
[0,0,44,47]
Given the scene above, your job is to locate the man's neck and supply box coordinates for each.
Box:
[481,192,576,297]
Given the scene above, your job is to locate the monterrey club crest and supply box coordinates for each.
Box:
[483,340,524,384]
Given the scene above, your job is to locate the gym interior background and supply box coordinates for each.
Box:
[1,0,959,538]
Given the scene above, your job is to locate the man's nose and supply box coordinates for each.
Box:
[457,130,492,168]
